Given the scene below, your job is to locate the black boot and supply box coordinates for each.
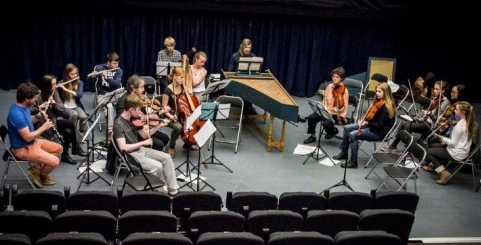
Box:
[333,149,347,160]
[72,145,87,156]
[61,154,77,165]
[324,128,339,139]
[341,160,358,168]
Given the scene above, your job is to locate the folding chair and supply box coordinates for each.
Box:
[377,143,426,193]
[441,122,480,190]
[394,85,410,112]
[121,150,165,192]
[0,125,36,189]
[361,116,400,168]
[343,78,364,123]
[142,76,157,98]
[365,130,414,179]
[213,95,244,153]
[110,135,129,191]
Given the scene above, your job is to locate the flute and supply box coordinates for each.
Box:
[87,67,119,78]
[58,77,79,86]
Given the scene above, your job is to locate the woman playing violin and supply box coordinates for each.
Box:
[303,67,348,144]
[161,67,187,157]
[333,82,396,168]
[115,75,171,152]
[388,80,450,150]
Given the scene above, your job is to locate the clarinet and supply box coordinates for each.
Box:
[36,104,64,144]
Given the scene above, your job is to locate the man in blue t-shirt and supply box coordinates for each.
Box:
[7,82,63,188]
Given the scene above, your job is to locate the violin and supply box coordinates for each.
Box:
[131,114,165,127]
[332,83,347,125]
[357,99,385,136]
[140,94,163,112]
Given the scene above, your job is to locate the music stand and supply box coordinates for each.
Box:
[77,116,110,191]
[201,79,231,102]
[175,106,202,184]
[96,88,125,149]
[326,133,354,192]
[156,61,182,95]
[302,99,337,166]
[181,119,217,191]
[201,102,233,173]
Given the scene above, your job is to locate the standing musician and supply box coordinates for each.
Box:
[7,82,62,188]
[388,80,450,150]
[115,74,171,151]
[57,63,88,134]
[303,67,348,144]
[161,67,188,157]
[114,94,179,196]
[37,75,87,165]
[333,82,396,168]
[422,101,475,185]
[157,36,182,93]
[190,51,208,103]
[90,51,123,147]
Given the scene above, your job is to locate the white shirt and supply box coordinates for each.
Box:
[442,119,471,161]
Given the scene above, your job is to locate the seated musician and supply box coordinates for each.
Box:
[36,75,87,165]
[388,80,450,150]
[333,82,396,168]
[114,94,179,196]
[115,74,171,151]
[161,67,189,157]
[227,38,257,115]
[422,101,475,185]
[190,51,208,103]
[303,67,348,144]
[7,82,62,188]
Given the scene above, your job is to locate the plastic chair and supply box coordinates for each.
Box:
[110,135,129,191]
[0,125,36,189]
[268,231,334,245]
[36,232,107,245]
[334,230,401,245]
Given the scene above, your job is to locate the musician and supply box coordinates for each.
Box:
[161,67,186,157]
[7,82,62,188]
[114,94,179,196]
[190,51,208,102]
[422,101,475,185]
[388,80,450,150]
[37,75,87,164]
[303,67,348,144]
[116,74,171,151]
[333,82,396,168]
[227,38,257,114]
[58,63,88,133]
[92,51,124,147]
[157,36,182,93]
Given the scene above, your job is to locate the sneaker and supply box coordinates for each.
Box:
[28,168,43,188]
[41,175,56,186]
[303,136,317,144]
[324,128,339,140]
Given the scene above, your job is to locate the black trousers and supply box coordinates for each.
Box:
[56,119,79,155]
[391,121,431,147]
[306,112,336,135]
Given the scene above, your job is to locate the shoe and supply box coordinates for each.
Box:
[72,146,87,156]
[303,136,316,144]
[297,115,306,123]
[422,164,436,174]
[436,170,451,185]
[99,139,111,149]
[168,189,179,198]
[168,148,176,158]
[61,154,77,165]
[183,144,199,151]
[333,150,347,160]
[380,144,397,152]
[41,175,56,186]
[341,160,358,168]
[324,128,339,140]
[28,167,43,188]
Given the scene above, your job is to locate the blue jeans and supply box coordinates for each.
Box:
[341,123,385,162]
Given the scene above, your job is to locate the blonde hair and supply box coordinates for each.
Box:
[457,101,476,141]
[194,51,207,63]
[164,36,176,47]
[167,66,185,84]
[376,82,396,118]
[238,38,252,55]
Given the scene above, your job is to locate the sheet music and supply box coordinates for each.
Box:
[186,105,202,130]
[194,120,216,147]
[156,61,182,76]
[293,144,319,155]
[201,79,231,96]
[97,87,125,105]
[81,116,101,143]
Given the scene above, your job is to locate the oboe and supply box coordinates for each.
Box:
[36,95,64,144]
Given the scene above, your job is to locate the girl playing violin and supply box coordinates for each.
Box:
[333,82,396,168]
[115,75,171,152]
[303,67,348,144]
[388,80,450,150]
[161,67,186,157]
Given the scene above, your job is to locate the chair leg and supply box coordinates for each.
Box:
[13,160,37,190]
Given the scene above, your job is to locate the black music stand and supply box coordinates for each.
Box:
[156,61,182,95]
[201,79,231,102]
[326,133,354,192]
[201,102,233,173]
[180,119,216,191]
[302,99,337,166]
[175,125,198,184]
[77,116,110,191]
[96,88,125,149]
